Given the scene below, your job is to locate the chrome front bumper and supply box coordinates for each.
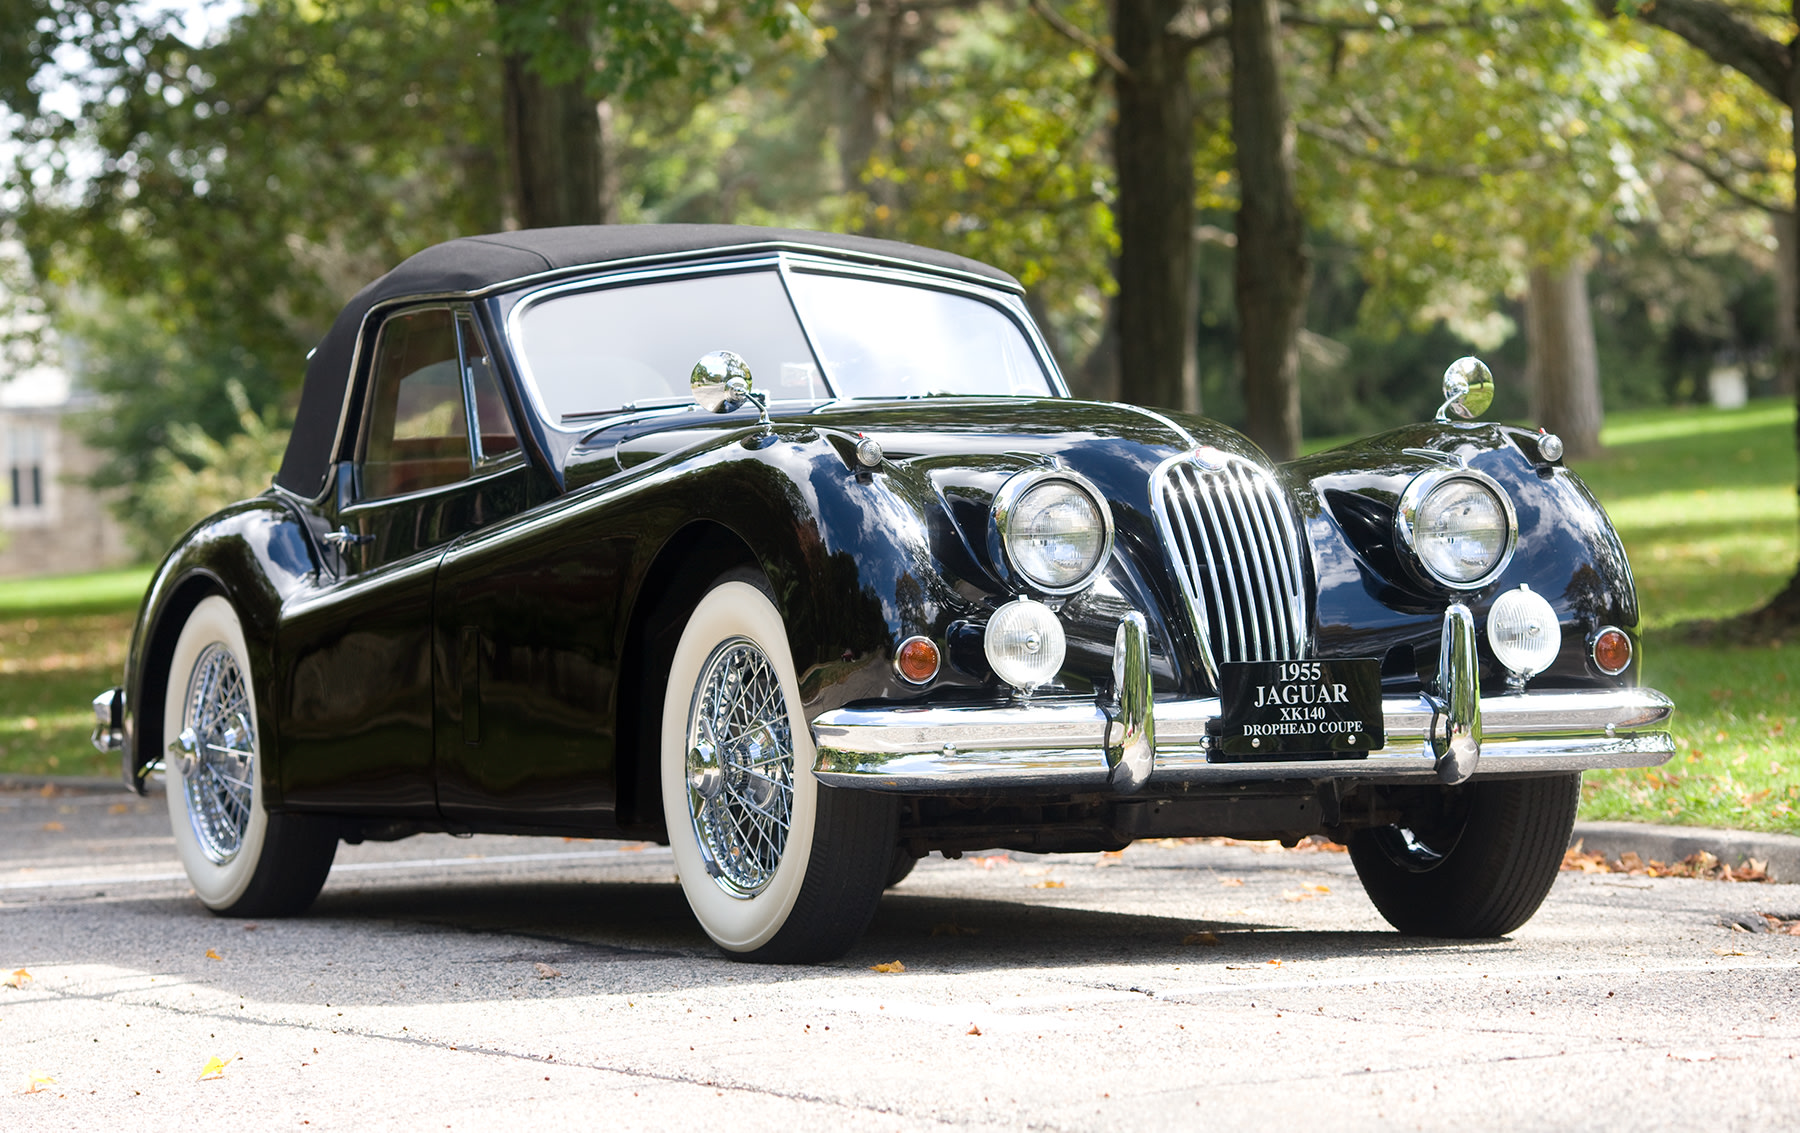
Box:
[812,608,1675,794]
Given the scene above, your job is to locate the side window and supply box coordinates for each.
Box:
[361,308,470,500]
[458,314,520,464]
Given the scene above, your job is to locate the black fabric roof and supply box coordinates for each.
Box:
[274,224,1020,496]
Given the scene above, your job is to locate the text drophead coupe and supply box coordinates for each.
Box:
[93,225,1674,962]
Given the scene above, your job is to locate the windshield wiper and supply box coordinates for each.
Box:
[561,396,695,424]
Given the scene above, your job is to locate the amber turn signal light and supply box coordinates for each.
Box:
[1591,627,1631,676]
[895,636,941,684]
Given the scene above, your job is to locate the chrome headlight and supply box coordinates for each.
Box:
[990,470,1114,595]
[1395,468,1516,589]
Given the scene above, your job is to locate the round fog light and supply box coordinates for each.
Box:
[1487,584,1560,687]
[984,599,1066,692]
[894,636,941,684]
[1592,626,1632,676]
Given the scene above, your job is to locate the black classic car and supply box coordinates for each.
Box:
[92,225,1673,962]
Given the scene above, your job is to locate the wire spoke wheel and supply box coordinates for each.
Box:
[685,637,796,897]
[163,594,336,916]
[179,642,257,864]
[660,573,897,961]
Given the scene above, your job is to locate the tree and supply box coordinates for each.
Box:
[1597,0,1800,627]
[1231,0,1307,458]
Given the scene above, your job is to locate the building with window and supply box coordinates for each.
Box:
[0,363,133,578]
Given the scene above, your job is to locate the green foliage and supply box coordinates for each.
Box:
[131,379,288,557]
[851,4,1116,366]
[495,0,802,98]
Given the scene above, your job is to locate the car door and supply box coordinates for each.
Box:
[278,305,534,815]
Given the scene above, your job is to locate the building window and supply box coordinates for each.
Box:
[7,424,46,512]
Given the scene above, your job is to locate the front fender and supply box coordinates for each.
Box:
[1289,422,1641,693]
[121,494,326,797]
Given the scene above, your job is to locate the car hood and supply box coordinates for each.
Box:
[566,396,1268,495]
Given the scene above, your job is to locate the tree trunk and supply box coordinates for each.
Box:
[1231,0,1307,460]
[1112,0,1198,414]
[1525,260,1604,460]
[1773,210,1799,396]
[502,23,605,229]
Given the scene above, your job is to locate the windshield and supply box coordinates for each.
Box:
[513,270,825,425]
[511,262,1054,427]
[785,271,1052,399]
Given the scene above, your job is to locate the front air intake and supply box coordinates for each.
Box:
[1149,448,1309,683]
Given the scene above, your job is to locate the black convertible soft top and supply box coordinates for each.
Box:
[274,224,1020,496]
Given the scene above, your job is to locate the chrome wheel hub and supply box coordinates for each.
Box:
[684,637,795,898]
[176,642,255,864]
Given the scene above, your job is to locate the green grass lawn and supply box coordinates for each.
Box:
[2,405,1797,832]
[0,567,149,779]
[1569,401,1800,835]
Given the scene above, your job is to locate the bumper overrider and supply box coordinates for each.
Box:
[812,606,1674,794]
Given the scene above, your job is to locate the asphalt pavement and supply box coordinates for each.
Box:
[3,781,1797,1131]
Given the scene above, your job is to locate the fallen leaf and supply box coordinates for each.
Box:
[1265,959,1283,967]
[21,1070,55,1094]
[1219,877,1245,887]
[4,968,31,989]
[1668,1050,1717,1062]
[38,783,56,797]
[1713,948,1747,957]
[870,961,906,974]
[108,803,130,815]
[966,1024,982,1036]
[533,963,562,980]
[198,1056,229,1080]
[242,924,258,932]
[1031,879,1066,889]
[205,949,223,961]
[1182,931,1220,946]
[41,822,64,832]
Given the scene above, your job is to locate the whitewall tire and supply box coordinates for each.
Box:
[660,572,895,962]
[163,595,335,916]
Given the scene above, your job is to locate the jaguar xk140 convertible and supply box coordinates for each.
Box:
[93,225,1673,962]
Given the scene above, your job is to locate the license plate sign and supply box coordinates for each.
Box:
[1214,659,1384,759]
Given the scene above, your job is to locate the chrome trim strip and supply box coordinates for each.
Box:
[811,686,1674,792]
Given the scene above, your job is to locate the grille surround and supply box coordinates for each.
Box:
[1149,447,1310,684]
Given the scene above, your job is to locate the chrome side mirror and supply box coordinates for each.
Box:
[1436,356,1494,423]
[691,350,754,414]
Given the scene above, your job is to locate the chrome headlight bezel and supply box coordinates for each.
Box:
[1393,467,1518,591]
[988,469,1115,596]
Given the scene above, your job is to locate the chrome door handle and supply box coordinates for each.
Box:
[321,526,373,549]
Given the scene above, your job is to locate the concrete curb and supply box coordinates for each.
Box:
[1570,820,1800,884]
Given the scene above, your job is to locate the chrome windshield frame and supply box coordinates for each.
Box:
[502,251,1069,437]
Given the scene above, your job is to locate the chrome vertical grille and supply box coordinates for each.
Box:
[1150,449,1309,683]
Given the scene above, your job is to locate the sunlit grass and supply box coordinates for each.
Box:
[0,601,135,779]
[1571,400,1800,834]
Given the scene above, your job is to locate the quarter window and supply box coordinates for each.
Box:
[460,313,519,464]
